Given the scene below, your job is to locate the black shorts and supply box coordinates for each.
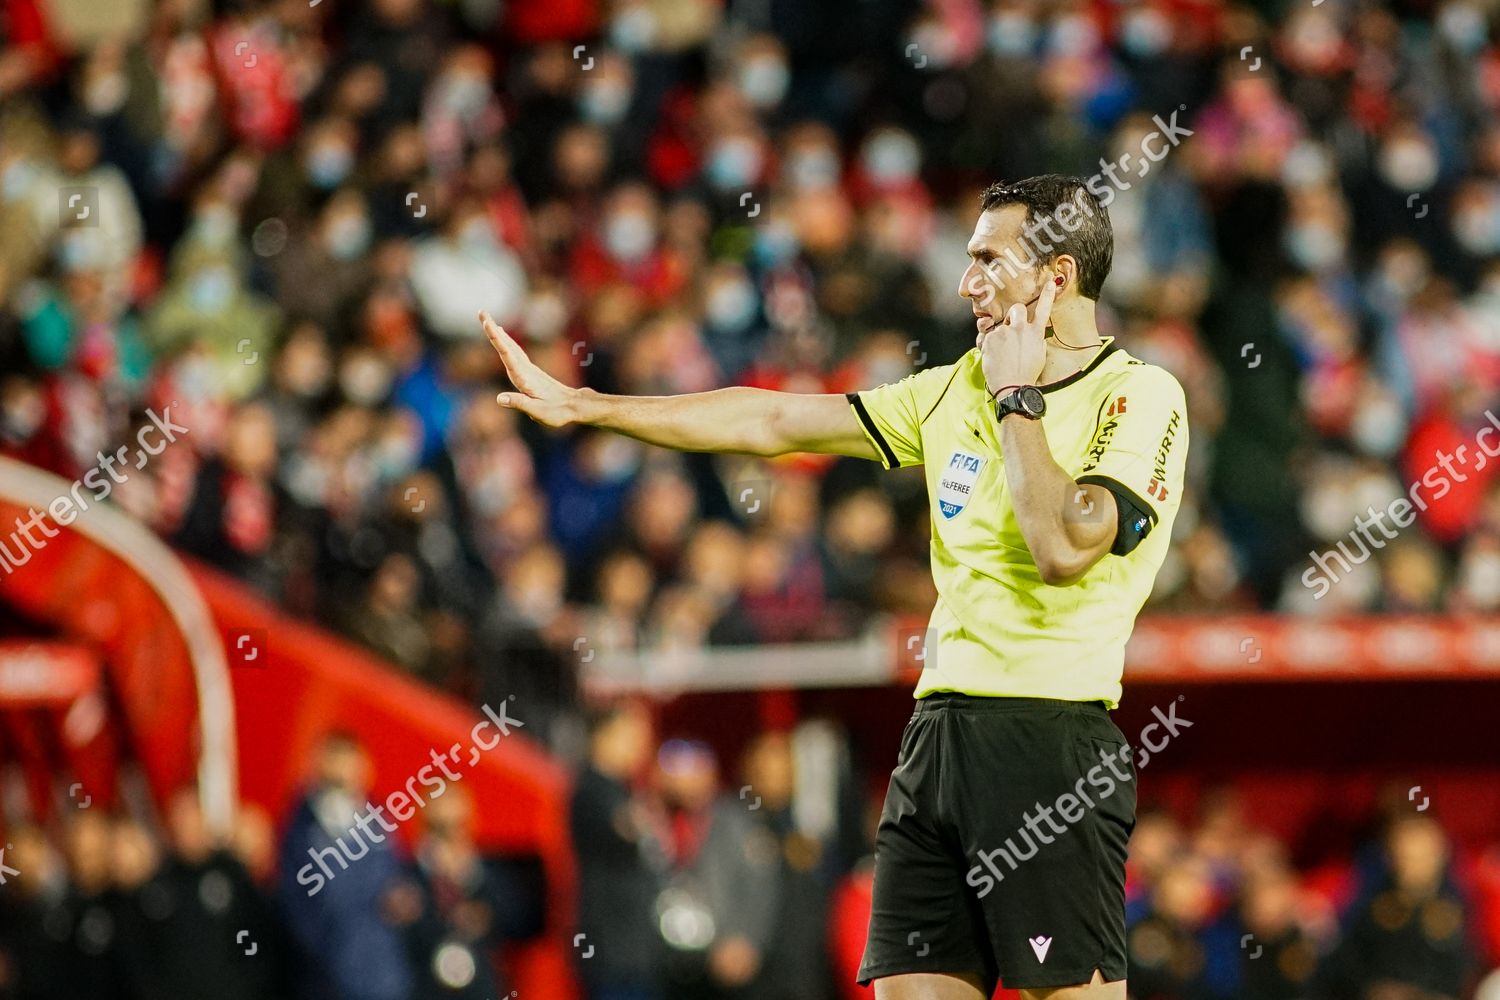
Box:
[857,694,1137,993]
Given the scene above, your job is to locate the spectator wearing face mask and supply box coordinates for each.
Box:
[409,196,527,340]
[277,732,416,1000]
[270,189,376,329]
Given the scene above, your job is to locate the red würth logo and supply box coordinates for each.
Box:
[1107,397,1127,417]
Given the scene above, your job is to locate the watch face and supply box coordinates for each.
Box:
[1020,386,1046,416]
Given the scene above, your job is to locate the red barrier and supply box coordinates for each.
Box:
[0,455,579,1000]
[0,641,101,705]
[0,493,218,817]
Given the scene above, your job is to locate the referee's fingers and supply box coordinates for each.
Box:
[1033,270,1059,327]
[497,390,541,418]
[479,311,523,366]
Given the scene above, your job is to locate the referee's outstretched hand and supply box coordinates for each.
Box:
[480,311,578,428]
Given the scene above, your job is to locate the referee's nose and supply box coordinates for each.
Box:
[958,259,989,311]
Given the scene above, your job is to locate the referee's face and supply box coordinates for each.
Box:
[959,205,1048,336]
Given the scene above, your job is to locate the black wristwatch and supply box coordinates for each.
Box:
[995,385,1046,422]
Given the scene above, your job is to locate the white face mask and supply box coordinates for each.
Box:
[340,354,393,405]
[862,131,920,185]
[706,276,757,333]
[1120,8,1171,57]
[459,217,495,252]
[326,213,372,260]
[786,148,840,191]
[1350,390,1406,458]
[737,57,789,109]
[989,12,1037,56]
[1459,547,1500,608]
[604,211,655,262]
[187,266,236,313]
[1377,138,1439,192]
[580,80,632,125]
[1284,223,1346,270]
[1,387,44,440]
[1453,194,1500,255]
[83,72,129,115]
[705,137,763,191]
[194,207,238,249]
[523,291,569,342]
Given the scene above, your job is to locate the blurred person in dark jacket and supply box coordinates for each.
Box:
[0,824,75,1000]
[1127,853,1217,1000]
[736,726,853,1000]
[394,786,506,1000]
[655,738,781,1000]
[1324,815,1472,1000]
[61,810,120,999]
[476,541,580,750]
[1211,862,1319,1000]
[277,731,415,1000]
[172,400,284,592]
[571,699,666,1000]
[104,813,171,1000]
[341,551,434,680]
[162,789,288,1000]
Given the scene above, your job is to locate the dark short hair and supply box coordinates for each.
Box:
[979,175,1114,301]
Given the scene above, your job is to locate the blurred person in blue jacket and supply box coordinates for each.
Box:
[277,731,415,1000]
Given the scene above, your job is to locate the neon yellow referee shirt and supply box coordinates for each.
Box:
[848,338,1188,708]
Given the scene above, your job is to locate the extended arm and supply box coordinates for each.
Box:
[480,312,879,461]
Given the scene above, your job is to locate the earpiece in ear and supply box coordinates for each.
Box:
[1055,275,1064,287]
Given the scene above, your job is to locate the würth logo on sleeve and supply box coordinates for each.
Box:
[1106,396,1127,417]
[1150,410,1183,488]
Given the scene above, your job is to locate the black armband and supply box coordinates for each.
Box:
[1078,475,1157,556]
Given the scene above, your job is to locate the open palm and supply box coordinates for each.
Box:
[479,311,578,428]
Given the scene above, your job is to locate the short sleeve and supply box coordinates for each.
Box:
[1075,365,1189,542]
[846,361,960,470]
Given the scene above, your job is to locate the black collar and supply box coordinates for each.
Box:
[1040,341,1118,394]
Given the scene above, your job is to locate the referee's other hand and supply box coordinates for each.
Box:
[480,311,579,428]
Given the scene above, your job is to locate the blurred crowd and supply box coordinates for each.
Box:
[2,0,1500,738]
[5,706,1498,1000]
[0,735,545,1000]
[574,705,1500,1000]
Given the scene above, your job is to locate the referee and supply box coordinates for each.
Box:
[481,174,1188,1000]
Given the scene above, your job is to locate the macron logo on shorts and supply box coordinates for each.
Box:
[1028,935,1052,963]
